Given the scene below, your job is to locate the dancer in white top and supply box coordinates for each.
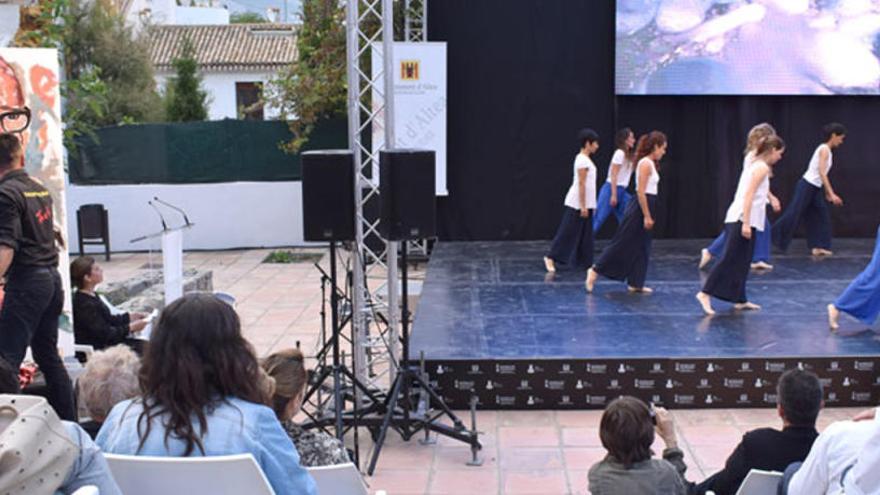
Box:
[697,135,786,315]
[771,123,846,256]
[593,128,636,236]
[544,129,599,272]
[586,131,666,293]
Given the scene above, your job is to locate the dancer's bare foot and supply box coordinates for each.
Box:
[750,261,773,271]
[812,248,833,257]
[543,256,556,273]
[827,303,840,331]
[628,286,653,294]
[696,292,715,315]
[734,301,762,311]
[585,267,597,293]
[699,249,712,270]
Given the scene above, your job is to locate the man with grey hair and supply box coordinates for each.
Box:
[77,345,141,439]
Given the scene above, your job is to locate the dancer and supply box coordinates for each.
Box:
[593,128,636,235]
[827,225,880,331]
[544,128,599,272]
[700,123,781,271]
[697,135,786,315]
[586,131,666,294]
[771,123,846,256]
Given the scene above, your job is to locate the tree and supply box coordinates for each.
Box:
[163,40,209,122]
[230,11,267,23]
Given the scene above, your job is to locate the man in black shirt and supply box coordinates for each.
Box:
[693,369,822,495]
[0,133,74,420]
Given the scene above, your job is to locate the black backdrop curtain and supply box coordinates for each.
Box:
[429,0,880,240]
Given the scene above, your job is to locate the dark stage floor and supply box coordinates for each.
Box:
[411,239,880,360]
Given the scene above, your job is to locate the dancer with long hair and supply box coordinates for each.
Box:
[700,123,781,271]
[544,129,599,272]
[593,128,636,235]
[586,131,667,294]
[771,123,846,256]
[697,136,786,315]
[827,225,880,331]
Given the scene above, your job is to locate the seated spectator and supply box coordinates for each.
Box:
[781,405,879,495]
[70,256,149,354]
[840,407,880,494]
[262,348,350,467]
[588,396,689,495]
[694,369,822,495]
[0,357,121,495]
[96,294,317,495]
[78,345,140,439]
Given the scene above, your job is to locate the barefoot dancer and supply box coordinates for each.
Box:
[827,225,880,331]
[544,129,599,272]
[586,131,667,294]
[697,136,785,315]
[771,123,846,257]
[700,123,781,271]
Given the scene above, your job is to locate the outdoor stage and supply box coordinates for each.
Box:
[411,239,880,409]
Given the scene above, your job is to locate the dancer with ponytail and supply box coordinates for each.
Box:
[593,128,636,236]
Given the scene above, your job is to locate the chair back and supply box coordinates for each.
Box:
[104,453,275,495]
[735,469,784,495]
[306,463,369,495]
[77,204,107,239]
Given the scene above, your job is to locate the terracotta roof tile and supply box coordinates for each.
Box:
[149,23,297,71]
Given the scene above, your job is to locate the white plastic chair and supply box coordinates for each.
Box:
[103,453,274,495]
[307,463,370,495]
[71,486,99,495]
[734,469,784,495]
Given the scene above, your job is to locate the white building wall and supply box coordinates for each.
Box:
[67,181,307,251]
[0,5,20,47]
[155,70,280,120]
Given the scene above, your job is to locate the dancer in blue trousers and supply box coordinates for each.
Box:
[771,123,846,256]
[544,129,599,272]
[827,225,880,331]
[697,136,786,315]
[700,123,782,271]
[586,131,667,294]
[593,128,636,236]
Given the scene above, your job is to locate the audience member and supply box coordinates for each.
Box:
[840,407,880,495]
[70,256,149,354]
[0,357,121,495]
[95,293,317,495]
[588,396,689,495]
[781,405,879,495]
[262,348,350,467]
[78,345,140,439]
[694,369,822,494]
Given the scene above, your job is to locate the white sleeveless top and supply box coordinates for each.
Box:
[564,153,597,210]
[635,157,659,195]
[725,159,771,231]
[803,144,832,187]
[606,149,634,187]
[742,150,755,170]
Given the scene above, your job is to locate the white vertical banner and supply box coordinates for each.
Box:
[372,42,448,195]
[161,229,184,306]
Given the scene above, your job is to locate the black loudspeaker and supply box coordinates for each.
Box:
[301,150,355,241]
[379,149,436,240]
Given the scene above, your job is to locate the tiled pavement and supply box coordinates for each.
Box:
[98,249,865,495]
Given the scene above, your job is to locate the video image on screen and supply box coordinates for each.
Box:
[616,0,880,95]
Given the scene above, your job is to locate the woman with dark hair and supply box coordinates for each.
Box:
[697,136,786,315]
[586,131,667,293]
[262,349,349,467]
[70,256,149,354]
[95,294,317,495]
[588,396,688,495]
[544,128,600,272]
[593,127,636,236]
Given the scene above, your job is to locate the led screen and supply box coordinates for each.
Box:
[616,0,880,95]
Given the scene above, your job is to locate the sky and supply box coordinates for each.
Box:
[226,0,303,22]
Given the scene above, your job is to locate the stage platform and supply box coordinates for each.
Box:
[411,240,880,409]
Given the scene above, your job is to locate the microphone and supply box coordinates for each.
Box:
[153,197,191,226]
[148,200,168,231]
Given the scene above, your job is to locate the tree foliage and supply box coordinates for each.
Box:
[230,11,267,23]
[163,40,209,122]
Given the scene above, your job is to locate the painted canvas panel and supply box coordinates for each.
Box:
[0,47,74,353]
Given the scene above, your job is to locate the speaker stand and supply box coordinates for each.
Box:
[365,242,482,475]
